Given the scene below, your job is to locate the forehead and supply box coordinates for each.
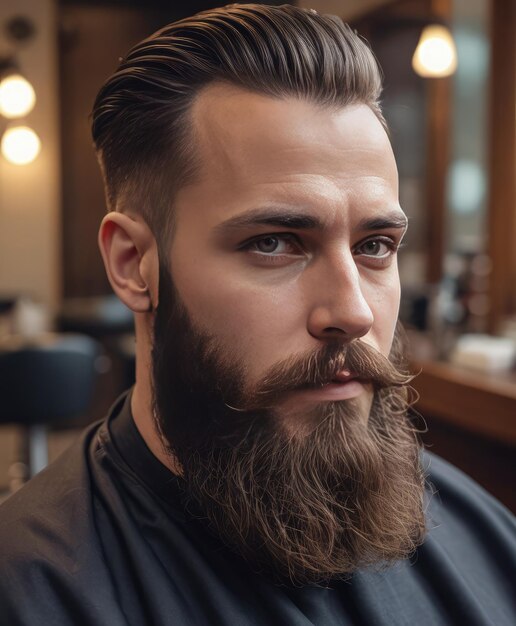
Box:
[175,83,399,224]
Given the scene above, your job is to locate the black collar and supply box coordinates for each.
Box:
[105,386,187,503]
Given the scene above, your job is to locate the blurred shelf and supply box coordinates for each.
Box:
[411,358,516,446]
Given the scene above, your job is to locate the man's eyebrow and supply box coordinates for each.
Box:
[356,213,408,232]
[213,208,408,234]
[213,208,322,233]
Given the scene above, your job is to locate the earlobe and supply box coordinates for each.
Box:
[98,212,159,313]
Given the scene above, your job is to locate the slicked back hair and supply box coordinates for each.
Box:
[91,3,385,255]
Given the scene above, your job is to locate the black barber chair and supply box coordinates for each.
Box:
[0,333,101,481]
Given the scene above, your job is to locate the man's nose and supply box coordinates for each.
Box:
[306,254,374,342]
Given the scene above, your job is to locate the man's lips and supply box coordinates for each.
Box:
[330,369,358,383]
[290,370,368,403]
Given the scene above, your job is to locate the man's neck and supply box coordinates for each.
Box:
[130,348,183,476]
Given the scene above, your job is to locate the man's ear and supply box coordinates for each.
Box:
[98,212,159,313]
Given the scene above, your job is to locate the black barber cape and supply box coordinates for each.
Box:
[0,388,515,626]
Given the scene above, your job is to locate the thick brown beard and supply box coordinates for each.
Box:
[177,379,427,586]
[151,262,428,586]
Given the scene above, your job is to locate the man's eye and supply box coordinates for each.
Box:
[355,237,396,258]
[246,234,300,255]
[255,236,282,253]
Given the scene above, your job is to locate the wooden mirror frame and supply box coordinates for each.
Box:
[486,0,516,332]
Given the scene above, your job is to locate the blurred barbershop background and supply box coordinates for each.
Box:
[0,0,514,507]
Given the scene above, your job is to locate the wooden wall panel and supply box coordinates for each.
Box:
[59,5,169,297]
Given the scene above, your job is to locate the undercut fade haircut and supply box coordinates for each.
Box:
[91,3,385,255]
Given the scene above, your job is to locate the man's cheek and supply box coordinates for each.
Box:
[369,284,401,354]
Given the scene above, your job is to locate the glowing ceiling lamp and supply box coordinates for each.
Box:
[1,125,41,165]
[412,24,457,77]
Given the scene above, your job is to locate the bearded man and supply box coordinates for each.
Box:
[0,4,515,625]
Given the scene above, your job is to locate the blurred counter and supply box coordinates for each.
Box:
[411,358,516,446]
[408,331,516,513]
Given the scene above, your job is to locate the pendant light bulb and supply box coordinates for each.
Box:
[0,73,36,118]
[412,24,458,77]
[1,126,41,165]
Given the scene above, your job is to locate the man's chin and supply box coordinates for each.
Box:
[274,387,374,437]
[171,396,426,587]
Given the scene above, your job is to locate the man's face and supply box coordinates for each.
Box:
[169,85,405,430]
[151,85,425,585]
